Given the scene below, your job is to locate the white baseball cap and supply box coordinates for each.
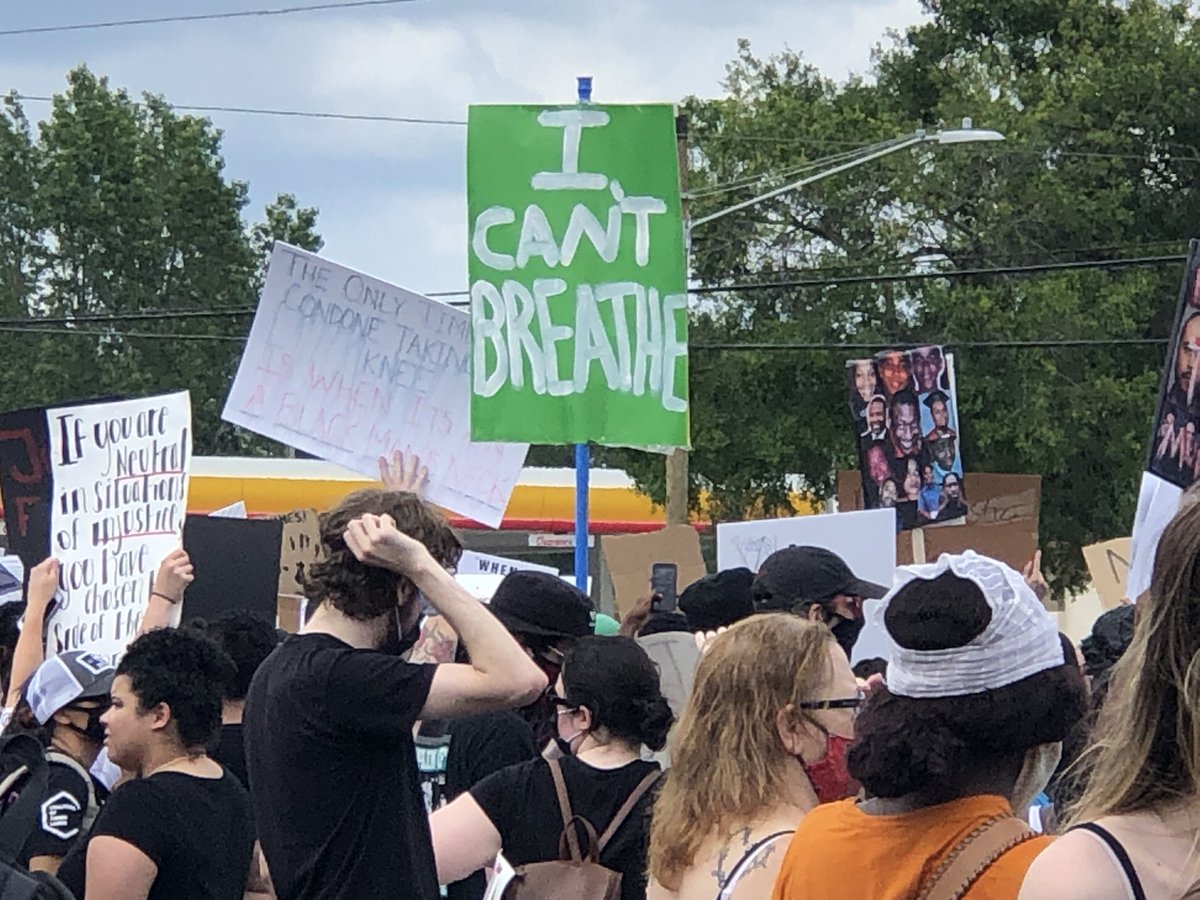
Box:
[883,551,1064,699]
[25,651,115,725]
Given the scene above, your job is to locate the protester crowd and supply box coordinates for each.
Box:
[0,452,1196,899]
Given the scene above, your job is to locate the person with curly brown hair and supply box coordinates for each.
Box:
[243,488,547,900]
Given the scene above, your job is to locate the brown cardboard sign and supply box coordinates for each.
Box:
[279,508,322,596]
[600,526,707,619]
[1082,538,1132,610]
[839,471,1041,571]
[277,594,305,634]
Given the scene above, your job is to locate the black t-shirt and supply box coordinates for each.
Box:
[471,757,660,900]
[56,769,253,900]
[6,755,107,865]
[244,633,438,900]
[418,713,538,900]
[213,724,248,789]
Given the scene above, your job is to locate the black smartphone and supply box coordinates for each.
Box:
[650,562,679,612]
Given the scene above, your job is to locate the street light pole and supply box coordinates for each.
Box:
[662,119,1005,526]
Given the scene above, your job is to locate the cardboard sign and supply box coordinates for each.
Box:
[44,392,192,658]
[848,348,963,531]
[715,509,897,590]
[457,549,558,577]
[222,243,529,528]
[837,471,1040,572]
[182,515,283,626]
[278,508,322,596]
[600,525,705,618]
[277,594,306,634]
[1083,537,1133,610]
[467,104,689,448]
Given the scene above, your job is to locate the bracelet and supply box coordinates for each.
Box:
[151,591,181,604]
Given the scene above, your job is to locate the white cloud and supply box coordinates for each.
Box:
[0,0,928,289]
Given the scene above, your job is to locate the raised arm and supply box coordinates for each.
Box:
[6,558,58,709]
[136,549,193,636]
[343,514,546,719]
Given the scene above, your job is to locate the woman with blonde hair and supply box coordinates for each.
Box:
[647,614,860,900]
[1021,497,1200,900]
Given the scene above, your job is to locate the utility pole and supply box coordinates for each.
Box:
[665,112,689,527]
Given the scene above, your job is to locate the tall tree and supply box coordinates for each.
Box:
[0,67,322,454]
[616,1,1199,591]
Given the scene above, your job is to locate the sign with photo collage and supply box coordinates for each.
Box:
[846,346,965,531]
[1147,244,1200,489]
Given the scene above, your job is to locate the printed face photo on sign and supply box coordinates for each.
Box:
[876,350,913,396]
[911,345,947,394]
[1148,256,1200,489]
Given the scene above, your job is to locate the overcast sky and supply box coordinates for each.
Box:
[1,0,924,294]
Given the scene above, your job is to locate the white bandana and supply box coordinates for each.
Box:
[884,551,1064,698]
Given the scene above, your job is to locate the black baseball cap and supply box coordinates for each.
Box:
[678,568,755,632]
[751,546,888,613]
[488,571,593,640]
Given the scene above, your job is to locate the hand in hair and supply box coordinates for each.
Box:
[344,513,436,578]
[378,450,428,496]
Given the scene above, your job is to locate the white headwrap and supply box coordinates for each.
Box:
[884,551,1064,699]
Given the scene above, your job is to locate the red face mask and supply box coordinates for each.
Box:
[800,728,860,804]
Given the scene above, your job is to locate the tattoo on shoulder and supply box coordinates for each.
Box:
[711,844,731,887]
[744,842,778,874]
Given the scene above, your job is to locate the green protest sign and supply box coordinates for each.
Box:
[467,103,689,448]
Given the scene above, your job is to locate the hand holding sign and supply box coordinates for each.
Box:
[27,558,59,616]
[152,549,194,605]
[343,514,435,578]
[378,451,428,497]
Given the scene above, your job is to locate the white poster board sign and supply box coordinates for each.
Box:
[717,508,898,665]
[47,392,192,659]
[1128,471,1183,602]
[716,508,897,585]
[458,549,559,577]
[222,244,529,527]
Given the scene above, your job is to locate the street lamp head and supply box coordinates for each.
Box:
[935,116,1005,144]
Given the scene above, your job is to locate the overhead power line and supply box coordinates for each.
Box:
[0,252,1185,325]
[0,0,421,38]
[12,95,466,127]
[0,324,1168,352]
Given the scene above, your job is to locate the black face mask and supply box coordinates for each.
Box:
[830,615,865,658]
[380,607,423,657]
[65,704,107,744]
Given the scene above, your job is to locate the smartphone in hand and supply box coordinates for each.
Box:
[650,562,679,612]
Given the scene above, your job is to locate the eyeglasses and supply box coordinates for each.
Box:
[798,695,865,718]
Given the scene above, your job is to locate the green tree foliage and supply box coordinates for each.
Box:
[616,0,1199,591]
[0,67,322,454]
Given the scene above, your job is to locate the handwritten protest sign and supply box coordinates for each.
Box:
[0,404,57,569]
[278,508,322,596]
[47,392,191,658]
[467,104,689,448]
[223,243,528,528]
[1083,537,1132,610]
